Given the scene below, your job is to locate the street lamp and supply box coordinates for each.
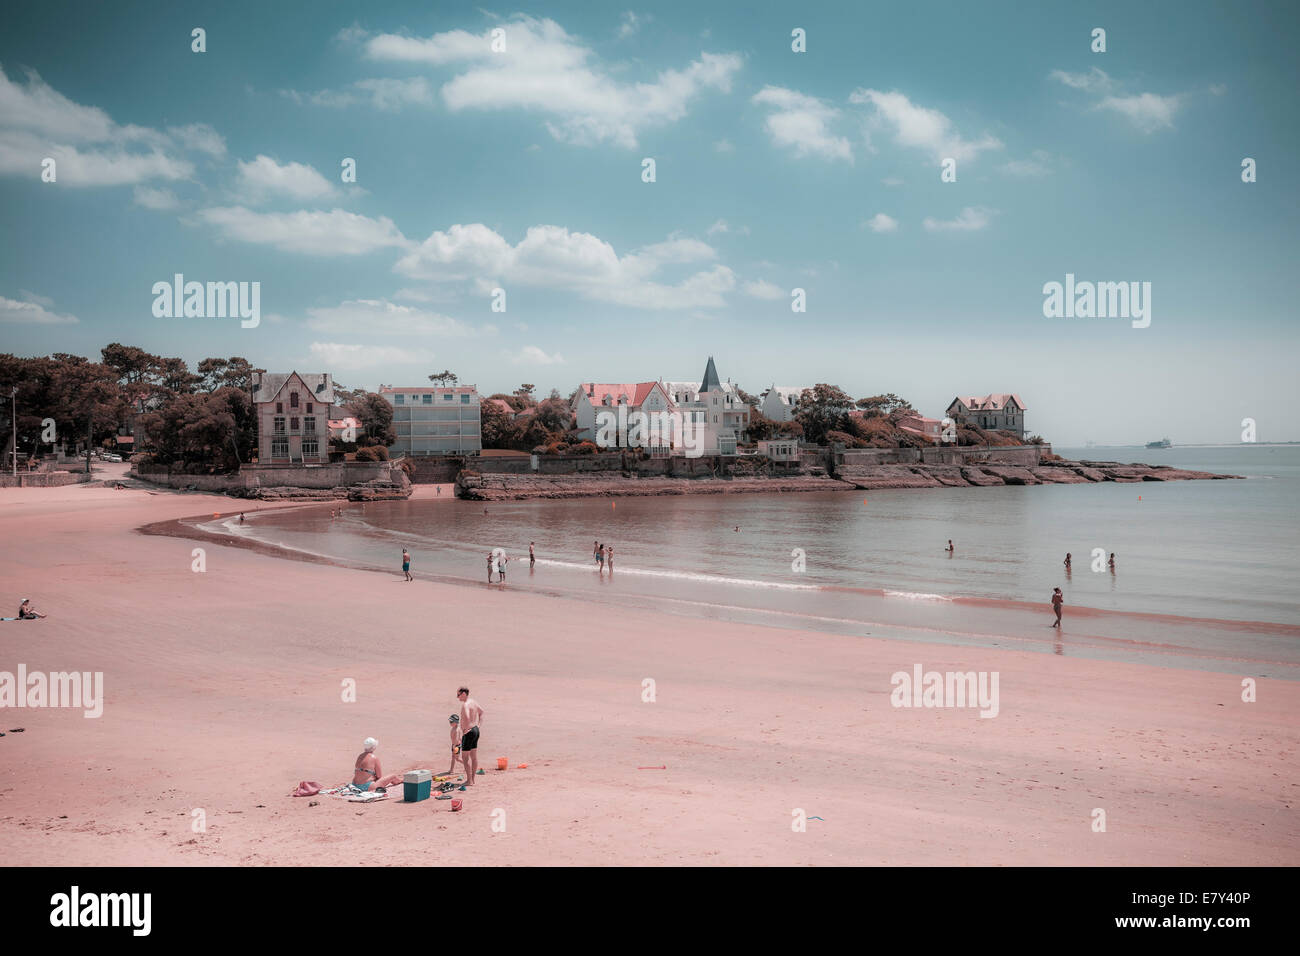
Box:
[10,386,16,478]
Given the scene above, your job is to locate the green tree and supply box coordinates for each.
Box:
[347,392,397,447]
[793,384,856,445]
[855,393,913,417]
[428,369,459,386]
[479,399,512,448]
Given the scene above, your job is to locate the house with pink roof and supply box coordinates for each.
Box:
[572,381,674,443]
[945,394,1027,436]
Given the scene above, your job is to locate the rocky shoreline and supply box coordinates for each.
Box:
[456,459,1241,501]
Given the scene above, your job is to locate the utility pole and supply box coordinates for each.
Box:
[10,386,16,477]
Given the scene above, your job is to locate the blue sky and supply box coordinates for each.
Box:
[1,0,1297,444]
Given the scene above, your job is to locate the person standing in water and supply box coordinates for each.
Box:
[1051,587,1064,628]
[946,539,954,553]
[1108,553,1116,571]
[402,548,413,582]
[496,550,508,586]
[1063,553,1072,570]
[593,540,600,566]
[486,552,494,584]
[607,546,614,572]
[529,541,535,568]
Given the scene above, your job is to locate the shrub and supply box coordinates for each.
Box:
[355,445,389,462]
[570,441,598,455]
[825,429,866,449]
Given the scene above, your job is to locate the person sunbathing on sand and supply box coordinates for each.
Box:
[18,599,45,620]
[352,737,403,791]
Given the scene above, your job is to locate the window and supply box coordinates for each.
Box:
[276,402,283,414]
[273,417,286,435]
[306,403,313,413]
[290,417,300,432]
[423,394,432,404]
[461,394,470,404]
[444,393,453,401]
[290,392,299,409]
[271,437,289,458]
[302,437,319,458]
[304,417,316,434]
[395,394,405,405]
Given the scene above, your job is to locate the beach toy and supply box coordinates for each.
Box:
[435,794,453,800]
[403,769,432,803]
[213,512,220,518]
[476,769,485,775]
[517,763,528,769]
[450,799,463,812]
[459,785,466,791]
[497,757,508,771]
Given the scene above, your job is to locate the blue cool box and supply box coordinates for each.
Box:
[403,769,432,802]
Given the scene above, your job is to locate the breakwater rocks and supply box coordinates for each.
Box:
[837,459,1239,490]
[456,472,850,501]
[456,459,1239,500]
[240,477,411,501]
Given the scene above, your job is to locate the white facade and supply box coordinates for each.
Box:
[379,385,482,456]
[761,386,808,423]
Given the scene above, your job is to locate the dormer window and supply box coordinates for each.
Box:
[290,392,299,408]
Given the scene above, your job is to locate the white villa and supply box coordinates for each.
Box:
[573,357,751,456]
[760,386,809,423]
[251,371,334,464]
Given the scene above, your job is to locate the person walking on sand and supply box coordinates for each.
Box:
[402,548,413,582]
[1051,587,1064,628]
[456,687,483,785]
[486,552,494,584]
[529,541,535,568]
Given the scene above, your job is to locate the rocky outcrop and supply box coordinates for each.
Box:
[456,472,850,501]
[451,458,1240,501]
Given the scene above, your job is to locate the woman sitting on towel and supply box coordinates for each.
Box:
[352,737,404,791]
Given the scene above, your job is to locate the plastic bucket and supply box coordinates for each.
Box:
[497,757,508,771]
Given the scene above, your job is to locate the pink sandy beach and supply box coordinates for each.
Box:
[1,477,1296,866]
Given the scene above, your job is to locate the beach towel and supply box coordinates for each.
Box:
[291,781,322,797]
[323,783,389,802]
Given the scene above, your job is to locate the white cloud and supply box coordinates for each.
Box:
[1049,68,1115,94]
[617,12,646,39]
[0,65,215,186]
[395,223,735,309]
[133,185,181,210]
[1000,149,1051,177]
[742,279,785,300]
[881,176,904,186]
[752,86,852,162]
[302,298,482,337]
[281,77,436,112]
[1051,68,1183,133]
[922,206,995,233]
[865,213,898,233]
[707,219,729,235]
[0,293,78,324]
[167,123,226,157]
[235,155,337,202]
[193,207,409,256]
[849,88,1002,163]
[360,16,740,147]
[508,345,565,365]
[714,138,734,153]
[1096,92,1181,132]
[308,342,434,369]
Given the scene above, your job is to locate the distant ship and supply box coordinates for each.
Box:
[1145,438,1172,449]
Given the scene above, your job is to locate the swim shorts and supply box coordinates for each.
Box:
[461,727,480,752]
[403,562,410,572]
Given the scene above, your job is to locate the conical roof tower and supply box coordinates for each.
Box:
[699,355,721,393]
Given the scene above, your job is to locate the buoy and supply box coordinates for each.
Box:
[1138,496,1142,500]
[213,512,220,518]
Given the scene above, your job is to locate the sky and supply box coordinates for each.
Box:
[1,0,1297,445]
